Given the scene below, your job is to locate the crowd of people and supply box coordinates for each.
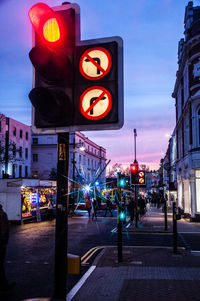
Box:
[84,191,150,224]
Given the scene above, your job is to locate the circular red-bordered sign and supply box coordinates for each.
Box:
[79,86,112,120]
[79,47,112,80]
[139,178,145,184]
[138,171,145,177]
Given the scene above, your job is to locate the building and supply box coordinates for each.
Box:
[0,114,31,179]
[31,131,107,188]
[172,1,200,220]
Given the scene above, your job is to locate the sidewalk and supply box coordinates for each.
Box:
[67,207,200,301]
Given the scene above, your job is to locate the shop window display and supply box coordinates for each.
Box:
[21,186,56,221]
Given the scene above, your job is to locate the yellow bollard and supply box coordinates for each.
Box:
[67,253,80,274]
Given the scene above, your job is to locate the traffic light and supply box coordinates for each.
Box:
[28,3,78,129]
[130,163,138,185]
[117,173,126,188]
[119,209,126,222]
[28,3,123,133]
[74,38,123,130]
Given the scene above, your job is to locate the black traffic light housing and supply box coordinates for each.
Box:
[28,3,123,133]
[28,3,79,130]
[130,163,138,185]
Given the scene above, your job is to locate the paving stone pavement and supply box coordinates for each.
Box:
[70,247,200,301]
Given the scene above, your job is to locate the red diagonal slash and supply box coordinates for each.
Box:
[85,54,106,75]
[85,91,106,115]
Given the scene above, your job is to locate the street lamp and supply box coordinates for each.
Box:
[70,133,85,213]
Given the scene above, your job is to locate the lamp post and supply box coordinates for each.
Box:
[70,133,85,213]
[133,129,139,228]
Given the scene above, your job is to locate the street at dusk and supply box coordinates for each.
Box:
[1,0,200,301]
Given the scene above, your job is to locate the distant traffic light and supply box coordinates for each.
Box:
[117,173,126,188]
[119,209,126,222]
[130,163,138,185]
[28,3,76,129]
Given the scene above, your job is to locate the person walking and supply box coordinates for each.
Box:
[85,197,92,218]
[92,198,98,221]
[128,199,136,225]
[104,196,113,217]
[0,204,15,291]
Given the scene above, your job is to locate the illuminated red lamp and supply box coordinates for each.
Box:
[130,163,138,173]
[28,3,66,48]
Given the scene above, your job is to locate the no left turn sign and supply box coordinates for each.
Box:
[79,47,112,80]
[79,86,112,120]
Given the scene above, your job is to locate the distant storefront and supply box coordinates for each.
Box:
[0,179,56,222]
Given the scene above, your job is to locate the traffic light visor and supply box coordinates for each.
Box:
[28,3,64,47]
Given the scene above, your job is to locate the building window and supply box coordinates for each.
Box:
[25,148,28,159]
[79,154,81,163]
[88,159,90,166]
[20,129,23,138]
[33,154,38,162]
[19,147,22,158]
[19,165,22,178]
[32,138,38,144]
[13,144,16,157]
[13,127,16,136]
[25,166,28,178]
[95,149,96,155]
[88,146,90,152]
[26,132,29,140]
[0,121,1,132]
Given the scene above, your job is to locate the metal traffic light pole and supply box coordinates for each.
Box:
[54,133,69,299]
[134,129,139,228]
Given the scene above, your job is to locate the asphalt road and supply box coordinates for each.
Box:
[1,209,200,301]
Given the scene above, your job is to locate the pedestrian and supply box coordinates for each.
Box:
[138,196,146,223]
[85,197,92,218]
[128,199,136,224]
[104,196,113,217]
[97,196,101,211]
[0,204,15,291]
[47,198,54,220]
[92,198,98,221]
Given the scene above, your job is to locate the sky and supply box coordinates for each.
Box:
[0,0,199,170]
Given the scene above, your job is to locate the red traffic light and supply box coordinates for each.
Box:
[130,163,138,173]
[28,3,66,48]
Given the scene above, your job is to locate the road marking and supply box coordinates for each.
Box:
[191,250,200,255]
[66,265,96,301]
[179,232,200,234]
[81,247,103,265]
[81,246,100,261]
[111,227,117,233]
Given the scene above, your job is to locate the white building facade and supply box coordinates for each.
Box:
[31,131,107,188]
[172,1,200,220]
[0,114,31,179]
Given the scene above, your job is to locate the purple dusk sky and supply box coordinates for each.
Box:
[0,0,197,170]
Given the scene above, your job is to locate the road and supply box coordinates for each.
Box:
[1,207,200,300]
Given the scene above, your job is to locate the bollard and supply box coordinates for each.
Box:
[164,198,168,231]
[117,205,123,262]
[173,202,178,253]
